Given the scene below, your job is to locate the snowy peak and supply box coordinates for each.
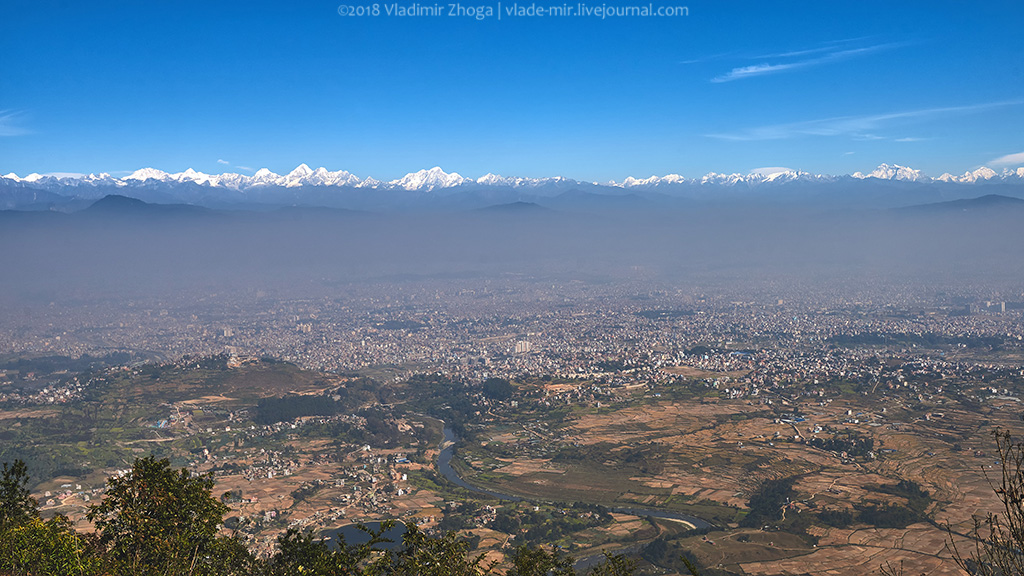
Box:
[176,168,215,185]
[391,167,470,191]
[960,167,998,183]
[853,163,926,182]
[126,167,215,185]
[289,163,312,177]
[700,172,748,186]
[283,164,313,187]
[620,174,688,187]
[126,168,171,181]
[473,173,571,187]
[937,167,1002,183]
[616,169,831,189]
[476,173,517,187]
[250,168,283,186]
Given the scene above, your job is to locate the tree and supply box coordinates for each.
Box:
[949,429,1024,575]
[587,553,637,576]
[481,378,515,401]
[86,455,230,576]
[506,544,575,576]
[368,523,492,576]
[0,515,103,576]
[740,476,796,528]
[0,459,39,532]
[270,527,364,576]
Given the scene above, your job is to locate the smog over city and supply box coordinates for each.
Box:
[2,2,1024,575]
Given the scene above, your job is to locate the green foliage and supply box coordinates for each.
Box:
[256,378,382,425]
[622,443,670,475]
[270,528,362,576]
[493,504,612,546]
[817,508,853,528]
[481,378,515,401]
[491,508,522,533]
[369,523,492,576]
[740,477,796,528]
[0,459,39,532]
[855,503,921,529]
[805,432,874,457]
[438,501,479,532]
[586,552,636,576]
[0,515,104,576]
[401,373,477,435]
[640,537,705,575]
[86,455,230,576]
[870,480,931,513]
[201,535,264,576]
[255,394,343,424]
[0,443,94,481]
[506,544,574,576]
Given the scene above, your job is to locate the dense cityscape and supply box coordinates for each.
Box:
[3,276,1022,393]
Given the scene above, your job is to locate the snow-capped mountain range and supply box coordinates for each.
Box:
[5,163,1024,192]
[2,162,1024,212]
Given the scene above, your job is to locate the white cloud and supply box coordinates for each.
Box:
[711,43,904,83]
[217,158,230,165]
[235,166,254,172]
[894,137,929,142]
[755,37,874,59]
[0,110,30,136]
[749,166,794,176]
[707,100,1023,141]
[713,62,805,83]
[989,151,1024,166]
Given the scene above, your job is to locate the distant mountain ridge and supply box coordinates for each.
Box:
[894,193,1024,214]
[6,162,1024,192]
[2,163,1023,212]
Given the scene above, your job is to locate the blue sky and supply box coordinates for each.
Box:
[2,0,1023,181]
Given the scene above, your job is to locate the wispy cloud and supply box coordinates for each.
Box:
[0,110,31,136]
[706,100,1024,141]
[711,42,906,83]
[754,37,874,59]
[990,151,1024,166]
[217,159,255,172]
[894,137,930,142]
[749,166,794,176]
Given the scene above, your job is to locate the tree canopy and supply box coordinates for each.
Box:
[0,459,38,532]
[86,455,230,576]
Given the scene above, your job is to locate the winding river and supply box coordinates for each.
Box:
[437,426,712,530]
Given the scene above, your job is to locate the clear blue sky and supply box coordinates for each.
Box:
[2,0,1023,181]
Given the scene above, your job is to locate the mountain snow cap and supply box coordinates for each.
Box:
[855,163,925,181]
[391,167,469,191]
[126,168,171,181]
